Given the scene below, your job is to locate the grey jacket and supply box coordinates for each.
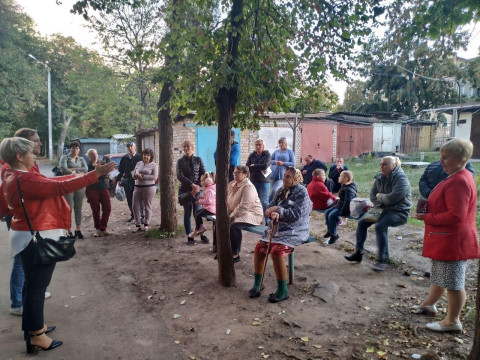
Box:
[262,184,313,248]
[370,166,412,216]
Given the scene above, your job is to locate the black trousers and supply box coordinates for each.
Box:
[194,208,214,230]
[230,222,250,256]
[20,241,56,333]
[124,179,135,216]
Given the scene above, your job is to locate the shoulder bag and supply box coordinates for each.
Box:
[17,178,76,264]
[362,206,384,223]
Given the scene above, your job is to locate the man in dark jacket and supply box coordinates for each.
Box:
[116,142,142,222]
[302,155,327,185]
[419,160,475,199]
[328,157,348,193]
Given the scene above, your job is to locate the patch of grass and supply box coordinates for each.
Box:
[145,228,176,239]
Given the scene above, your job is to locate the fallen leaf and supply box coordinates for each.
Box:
[263,355,270,359]
[258,346,264,349]
[454,337,464,344]
[189,291,194,295]
[180,300,186,305]
[173,314,181,319]
[382,339,389,346]
[174,341,180,344]
[80,293,86,296]
[189,356,195,360]
[279,310,285,315]
[64,305,69,308]
[366,347,374,353]
[226,329,231,335]
[396,284,406,288]
[377,350,387,358]
[313,344,322,349]
[300,337,308,342]
[364,306,370,311]
[252,322,260,326]
[147,295,153,299]
[70,296,77,299]
[254,317,260,321]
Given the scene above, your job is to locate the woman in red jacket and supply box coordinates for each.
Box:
[0,137,116,354]
[411,138,478,333]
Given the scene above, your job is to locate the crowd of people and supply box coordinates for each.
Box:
[0,129,478,354]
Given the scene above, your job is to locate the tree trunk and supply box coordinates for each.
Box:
[157,80,177,232]
[215,0,243,287]
[468,261,480,359]
[56,109,72,159]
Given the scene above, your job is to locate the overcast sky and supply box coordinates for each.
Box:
[16,0,480,104]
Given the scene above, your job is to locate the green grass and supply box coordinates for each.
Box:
[342,154,480,228]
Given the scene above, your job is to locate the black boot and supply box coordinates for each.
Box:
[344,252,363,263]
[187,237,196,246]
[322,231,332,238]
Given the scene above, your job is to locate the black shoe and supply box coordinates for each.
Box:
[323,231,332,238]
[45,326,56,334]
[187,237,196,246]
[127,216,134,222]
[200,235,210,244]
[233,256,241,263]
[268,292,289,303]
[372,261,387,272]
[344,252,363,263]
[26,332,63,354]
[74,230,84,239]
[248,285,265,298]
[328,234,339,244]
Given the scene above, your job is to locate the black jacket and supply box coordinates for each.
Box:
[302,159,327,185]
[335,182,358,216]
[246,150,271,183]
[328,164,349,193]
[116,153,141,182]
[419,160,475,199]
[176,155,205,193]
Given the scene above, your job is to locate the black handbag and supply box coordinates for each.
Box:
[51,166,63,176]
[178,191,194,206]
[17,178,76,265]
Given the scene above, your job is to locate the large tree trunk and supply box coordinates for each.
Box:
[469,262,480,359]
[157,80,177,232]
[56,109,72,159]
[215,0,243,287]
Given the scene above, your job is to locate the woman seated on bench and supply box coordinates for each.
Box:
[249,167,312,302]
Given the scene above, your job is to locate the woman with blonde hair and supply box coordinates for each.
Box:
[345,156,412,271]
[412,139,478,333]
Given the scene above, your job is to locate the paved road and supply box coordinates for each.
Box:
[0,159,185,359]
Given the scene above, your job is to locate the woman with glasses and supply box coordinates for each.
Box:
[246,139,271,222]
[268,137,295,202]
[226,165,263,263]
[249,167,312,302]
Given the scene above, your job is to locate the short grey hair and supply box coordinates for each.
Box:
[0,137,34,166]
[381,156,401,168]
[441,138,473,163]
[86,148,98,156]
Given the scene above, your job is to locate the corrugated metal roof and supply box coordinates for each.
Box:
[111,134,134,140]
[77,138,111,143]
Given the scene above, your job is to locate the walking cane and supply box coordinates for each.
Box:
[258,220,276,294]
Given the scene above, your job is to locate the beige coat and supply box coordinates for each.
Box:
[227,178,263,225]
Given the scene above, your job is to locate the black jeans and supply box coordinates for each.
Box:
[230,222,250,256]
[123,178,135,217]
[194,208,214,230]
[20,241,56,333]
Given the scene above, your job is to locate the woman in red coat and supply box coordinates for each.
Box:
[411,138,478,333]
[0,137,116,353]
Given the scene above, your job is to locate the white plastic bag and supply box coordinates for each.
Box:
[108,169,119,180]
[349,198,373,219]
[115,183,126,201]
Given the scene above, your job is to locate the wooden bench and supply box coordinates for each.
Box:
[204,215,316,284]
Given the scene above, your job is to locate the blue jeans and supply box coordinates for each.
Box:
[183,200,201,236]
[355,211,407,262]
[324,207,340,235]
[269,179,283,203]
[252,181,270,222]
[6,215,24,309]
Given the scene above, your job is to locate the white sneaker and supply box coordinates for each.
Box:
[45,292,51,299]
[10,307,23,316]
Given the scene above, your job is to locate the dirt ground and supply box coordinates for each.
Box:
[80,194,477,360]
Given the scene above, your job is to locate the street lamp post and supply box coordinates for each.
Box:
[28,54,53,161]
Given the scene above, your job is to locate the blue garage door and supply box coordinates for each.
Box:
[196,126,241,173]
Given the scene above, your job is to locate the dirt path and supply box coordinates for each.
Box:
[1,160,476,359]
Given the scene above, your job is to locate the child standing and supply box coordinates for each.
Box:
[189,172,216,241]
[323,171,357,244]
